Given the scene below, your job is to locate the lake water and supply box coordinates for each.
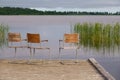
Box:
[0,15,120,80]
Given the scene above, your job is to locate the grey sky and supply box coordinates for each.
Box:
[0,0,120,12]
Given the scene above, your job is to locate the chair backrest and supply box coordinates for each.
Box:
[27,33,40,43]
[64,33,79,43]
[8,32,21,42]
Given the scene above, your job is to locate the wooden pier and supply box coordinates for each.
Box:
[0,58,115,80]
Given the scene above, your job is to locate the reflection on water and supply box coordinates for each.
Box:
[0,15,120,58]
[0,16,120,58]
[74,22,120,58]
[0,16,120,80]
[0,24,9,48]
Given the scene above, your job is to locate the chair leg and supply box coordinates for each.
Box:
[59,48,64,64]
[75,49,78,63]
[33,48,35,59]
[9,48,17,63]
[59,48,61,61]
[27,48,34,64]
[11,47,17,63]
[48,49,50,60]
[29,48,33,62]
[14,47,17,60]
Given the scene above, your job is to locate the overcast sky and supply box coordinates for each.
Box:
[0,0,120,12]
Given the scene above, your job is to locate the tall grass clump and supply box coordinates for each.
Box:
[0,24,9,48]
[74,22,120,49]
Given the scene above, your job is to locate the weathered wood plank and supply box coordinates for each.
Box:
[88,58,116,80]
[0,59,110,80]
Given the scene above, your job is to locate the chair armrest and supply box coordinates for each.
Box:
[59,40,64,48]
[41,40,48,42]
[22,39,27,41]
[40,40,49,47]
[59,40,63,42]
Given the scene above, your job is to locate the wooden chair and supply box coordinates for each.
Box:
[8,32,25,60]
[27,33,50,61]
[59,33,80,61]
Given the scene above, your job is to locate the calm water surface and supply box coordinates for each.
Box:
[0,15,120,80]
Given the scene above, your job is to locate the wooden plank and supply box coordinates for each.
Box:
[0,59,109,80]
[88,58,116,80]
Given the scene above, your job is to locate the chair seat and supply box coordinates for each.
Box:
[28,46,50,49]
[60,46,78,49]
[8,46,28,48]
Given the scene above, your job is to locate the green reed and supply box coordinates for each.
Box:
[74,22,120,49]
[0,24,9,48]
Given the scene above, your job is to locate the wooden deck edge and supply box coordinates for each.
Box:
[88,58,116,80]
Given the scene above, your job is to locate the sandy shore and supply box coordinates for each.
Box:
[0,59,105,80]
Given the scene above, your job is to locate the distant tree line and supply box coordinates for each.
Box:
[0,7,120,15]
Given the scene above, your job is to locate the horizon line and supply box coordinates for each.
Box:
[30,7,120,13]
